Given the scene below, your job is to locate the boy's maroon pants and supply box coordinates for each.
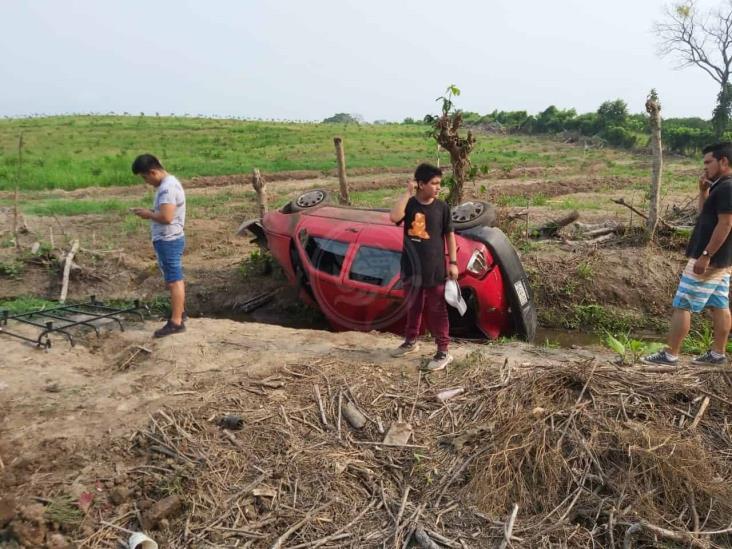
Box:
[404,283,450,352]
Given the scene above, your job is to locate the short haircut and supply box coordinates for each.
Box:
[702,142,732,164]
[131,154,164,174]
[414,163,442,185]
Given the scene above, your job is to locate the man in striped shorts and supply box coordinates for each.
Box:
[644,142,732,366]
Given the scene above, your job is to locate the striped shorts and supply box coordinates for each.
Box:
[672,259,731,313]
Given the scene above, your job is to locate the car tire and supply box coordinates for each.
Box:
[460,226,537,342]
[451,201,496,229]
[290,189,331,212]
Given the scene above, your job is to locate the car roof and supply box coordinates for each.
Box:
[302,206,394,226]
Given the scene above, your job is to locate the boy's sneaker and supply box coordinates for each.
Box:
[391,341,419,357]
[425,351,453,372]
[641,350,679,366]
[154,320,186,338]
[691,350,727,365]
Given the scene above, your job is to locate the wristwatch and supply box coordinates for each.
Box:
[449,260,458,265]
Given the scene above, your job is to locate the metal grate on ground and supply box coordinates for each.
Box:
[0,296,143,349]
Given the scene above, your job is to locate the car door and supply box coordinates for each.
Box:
[334,224,406,332]
[294,219,358,327]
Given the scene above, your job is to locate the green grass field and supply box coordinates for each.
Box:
[0,115,688,192]
[0,116,435,191]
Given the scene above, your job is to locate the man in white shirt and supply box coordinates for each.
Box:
[131,154,187,338]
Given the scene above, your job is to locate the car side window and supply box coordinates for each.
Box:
[349,246,401,287]
[303,233,349,276]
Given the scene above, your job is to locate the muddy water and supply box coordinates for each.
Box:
[535,327,604,348]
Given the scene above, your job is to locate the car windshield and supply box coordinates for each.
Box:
[303,235,349,276]
[349,246,401,287]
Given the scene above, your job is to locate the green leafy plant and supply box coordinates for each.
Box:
[238,249,273,279]
[576,261,594,280]
[573,304,639,333]
[604,331,664,364]
[682,324,714,355]
[682,323,732,354]
[0,259,23,278]
[145,295,172,318]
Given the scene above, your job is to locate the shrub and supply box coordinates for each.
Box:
[568,113,600,136]
[603,126,637,149]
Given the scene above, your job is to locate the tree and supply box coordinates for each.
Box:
[596,99,629,130]
[533,106,577,133]
[430,85,476,206]
[711,82,732,136]
[322,113,361,124]
[646,89,664,239]
[656,1,732,138]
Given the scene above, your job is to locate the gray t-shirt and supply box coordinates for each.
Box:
[151,174,186,242]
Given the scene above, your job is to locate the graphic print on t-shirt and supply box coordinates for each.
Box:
[408,213,430,239]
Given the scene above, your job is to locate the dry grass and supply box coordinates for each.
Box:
[70,355,732,548]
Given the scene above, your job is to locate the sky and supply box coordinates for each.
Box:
[0,0,727,121]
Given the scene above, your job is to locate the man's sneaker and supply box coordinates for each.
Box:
[425,351,454,372]
[153,320,186,338]
[166,311,189,322]
[391,341,419,357]
[692,350,727,365]
[641,350,679,366]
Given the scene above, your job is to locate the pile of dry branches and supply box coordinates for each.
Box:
[84,355,732,548]
[665,197,698,227]
[505,195,700,250]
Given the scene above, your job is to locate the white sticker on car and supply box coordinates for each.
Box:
[514,280,528,307]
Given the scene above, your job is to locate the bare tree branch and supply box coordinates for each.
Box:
[656,1,732,86]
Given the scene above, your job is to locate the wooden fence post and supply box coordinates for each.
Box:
[251,168,268,219]
[646,90,663,240]
[59,239,79,303]
[14,134,23,251]
[333,137,351,205]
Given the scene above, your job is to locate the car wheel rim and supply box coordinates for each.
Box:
[296,190,325,208]
[452,202,485,223]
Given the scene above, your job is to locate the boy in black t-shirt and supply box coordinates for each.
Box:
[389,163,458,371]
[643,142,732,366]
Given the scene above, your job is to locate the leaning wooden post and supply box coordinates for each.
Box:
[333,137,351,205]
[645,89,663,240]
[59,239,80,303]
[251,168,268,219]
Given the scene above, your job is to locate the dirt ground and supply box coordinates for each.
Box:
[0,166,687,319]
[2,319,731,548]
[0,317,597,546]
[0,164,717,548]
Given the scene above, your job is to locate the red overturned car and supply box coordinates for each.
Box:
[241,189,537,341]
